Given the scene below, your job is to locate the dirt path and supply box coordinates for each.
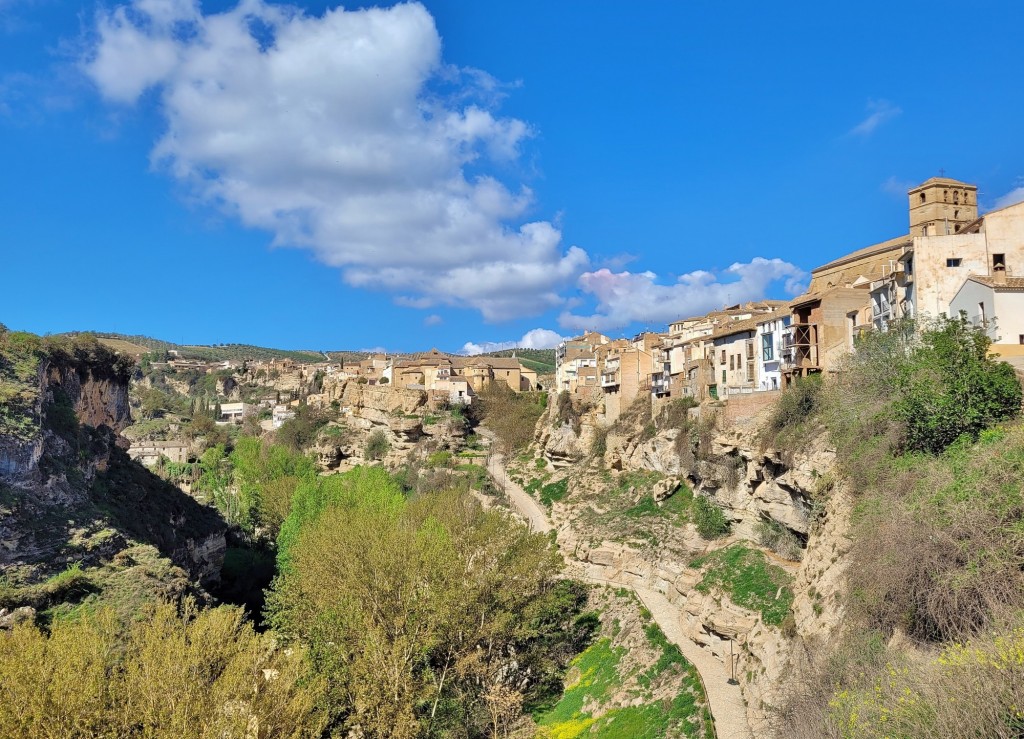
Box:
[481,433,753,739]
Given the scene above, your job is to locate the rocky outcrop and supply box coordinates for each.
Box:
[46,362,132,434]
[535,421,586,466]
[531,392,850,734]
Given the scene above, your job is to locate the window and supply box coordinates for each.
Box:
[720,349,726,364]
[953,191,960,204]
[954,209,960,219]
[994,253,1006,270]
[979,302,986,325]
[946,258,962,267]
[1019,335,1024,345]
[920,193,926,203]
[721,370,726,383]
[762,332,774,361]
[729,355,735,370]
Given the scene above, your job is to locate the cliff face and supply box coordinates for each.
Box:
[46,361,132,434]
[309,377,467,470]
[0,349,226,610]
[532,396,851,733]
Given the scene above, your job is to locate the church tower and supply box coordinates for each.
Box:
[908,177,978,237]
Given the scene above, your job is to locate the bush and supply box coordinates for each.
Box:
[692,495,730,539]
[591,426,608,458]
[0,603,325,737]
[765,375,823,438]
[365,429,390,461]
[895,315,1022,454]
[755,518,804,560]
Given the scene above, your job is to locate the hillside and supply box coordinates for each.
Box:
[72,332,324,363]
[479,348,555,374]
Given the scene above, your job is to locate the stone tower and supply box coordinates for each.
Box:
[908,177,978,237]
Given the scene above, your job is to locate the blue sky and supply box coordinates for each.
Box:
[2,1,1023,353]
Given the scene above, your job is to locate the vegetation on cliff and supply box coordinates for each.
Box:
[0,327,133,440]
[769,316,1024,738]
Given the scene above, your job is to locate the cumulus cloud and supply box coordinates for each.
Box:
[423,314,443,326]
[992,183,1024,211]
[849,99,901,137]
[460,327,565,355]
[83,0,587,320]
[559,258,807,332]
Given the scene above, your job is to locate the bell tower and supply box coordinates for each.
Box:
[908,177,978,237]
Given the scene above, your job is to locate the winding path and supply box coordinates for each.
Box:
[481,434,753,739]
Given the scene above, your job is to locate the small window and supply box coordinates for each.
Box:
[979,302,986,324]
[953,191,960,204]
[721,370,726,383]
[954,209,960,219]
[1019,335,1024,345]
[720,349,726,364]
[943,190,949,202]
[946,258,962,267]
[994,253,1006,270]
[762,332,774,361]
[729,355,735,371]
[920,193,926,204]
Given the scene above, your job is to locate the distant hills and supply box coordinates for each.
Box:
[79,333,556,373]
[77,333,325,363]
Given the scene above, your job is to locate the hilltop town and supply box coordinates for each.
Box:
[556,176,1024,425]
[3,175,1024,739]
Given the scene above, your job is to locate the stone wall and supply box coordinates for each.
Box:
[721,390,781,427]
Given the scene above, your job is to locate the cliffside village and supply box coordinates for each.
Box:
[152,349,538,424]
[556,177,1024,423]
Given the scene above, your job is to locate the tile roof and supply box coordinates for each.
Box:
[811,234,912,275]
[967,274,1024,290]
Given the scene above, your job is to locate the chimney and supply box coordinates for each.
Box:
[994,264,1007,285]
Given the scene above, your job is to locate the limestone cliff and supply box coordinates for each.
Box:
[309,376,467,471]
[529,395,851,733]
[0,345,226,619]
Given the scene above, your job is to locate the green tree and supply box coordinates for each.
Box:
[266,474,591,737]
[895,315,1022,453]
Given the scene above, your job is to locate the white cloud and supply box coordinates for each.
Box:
[992,185,1024,211]
[423,313,443,326]
[460,327,565,355]
[881,175,914,198]
[83,0,587,321]
[559,258,806,332]
[849,99,901,137]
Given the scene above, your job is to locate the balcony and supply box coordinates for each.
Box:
[601,373,619,388]
[781,323,820,373]
[651,373,670,396]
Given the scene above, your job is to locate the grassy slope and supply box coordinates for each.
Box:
[535,588,712,739]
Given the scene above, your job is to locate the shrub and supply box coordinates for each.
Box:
[692,495,730,539]
[365,429,390,461]
[894,315,1022,454]
[0,603,325,737]
[765,374,823,438]
[591,426,608,458]
[755,518,804,560]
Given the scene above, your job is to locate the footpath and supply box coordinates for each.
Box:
[482,438,754,739]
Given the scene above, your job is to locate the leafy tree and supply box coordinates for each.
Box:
[894,315,1022,453]
[266,473,592,737]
